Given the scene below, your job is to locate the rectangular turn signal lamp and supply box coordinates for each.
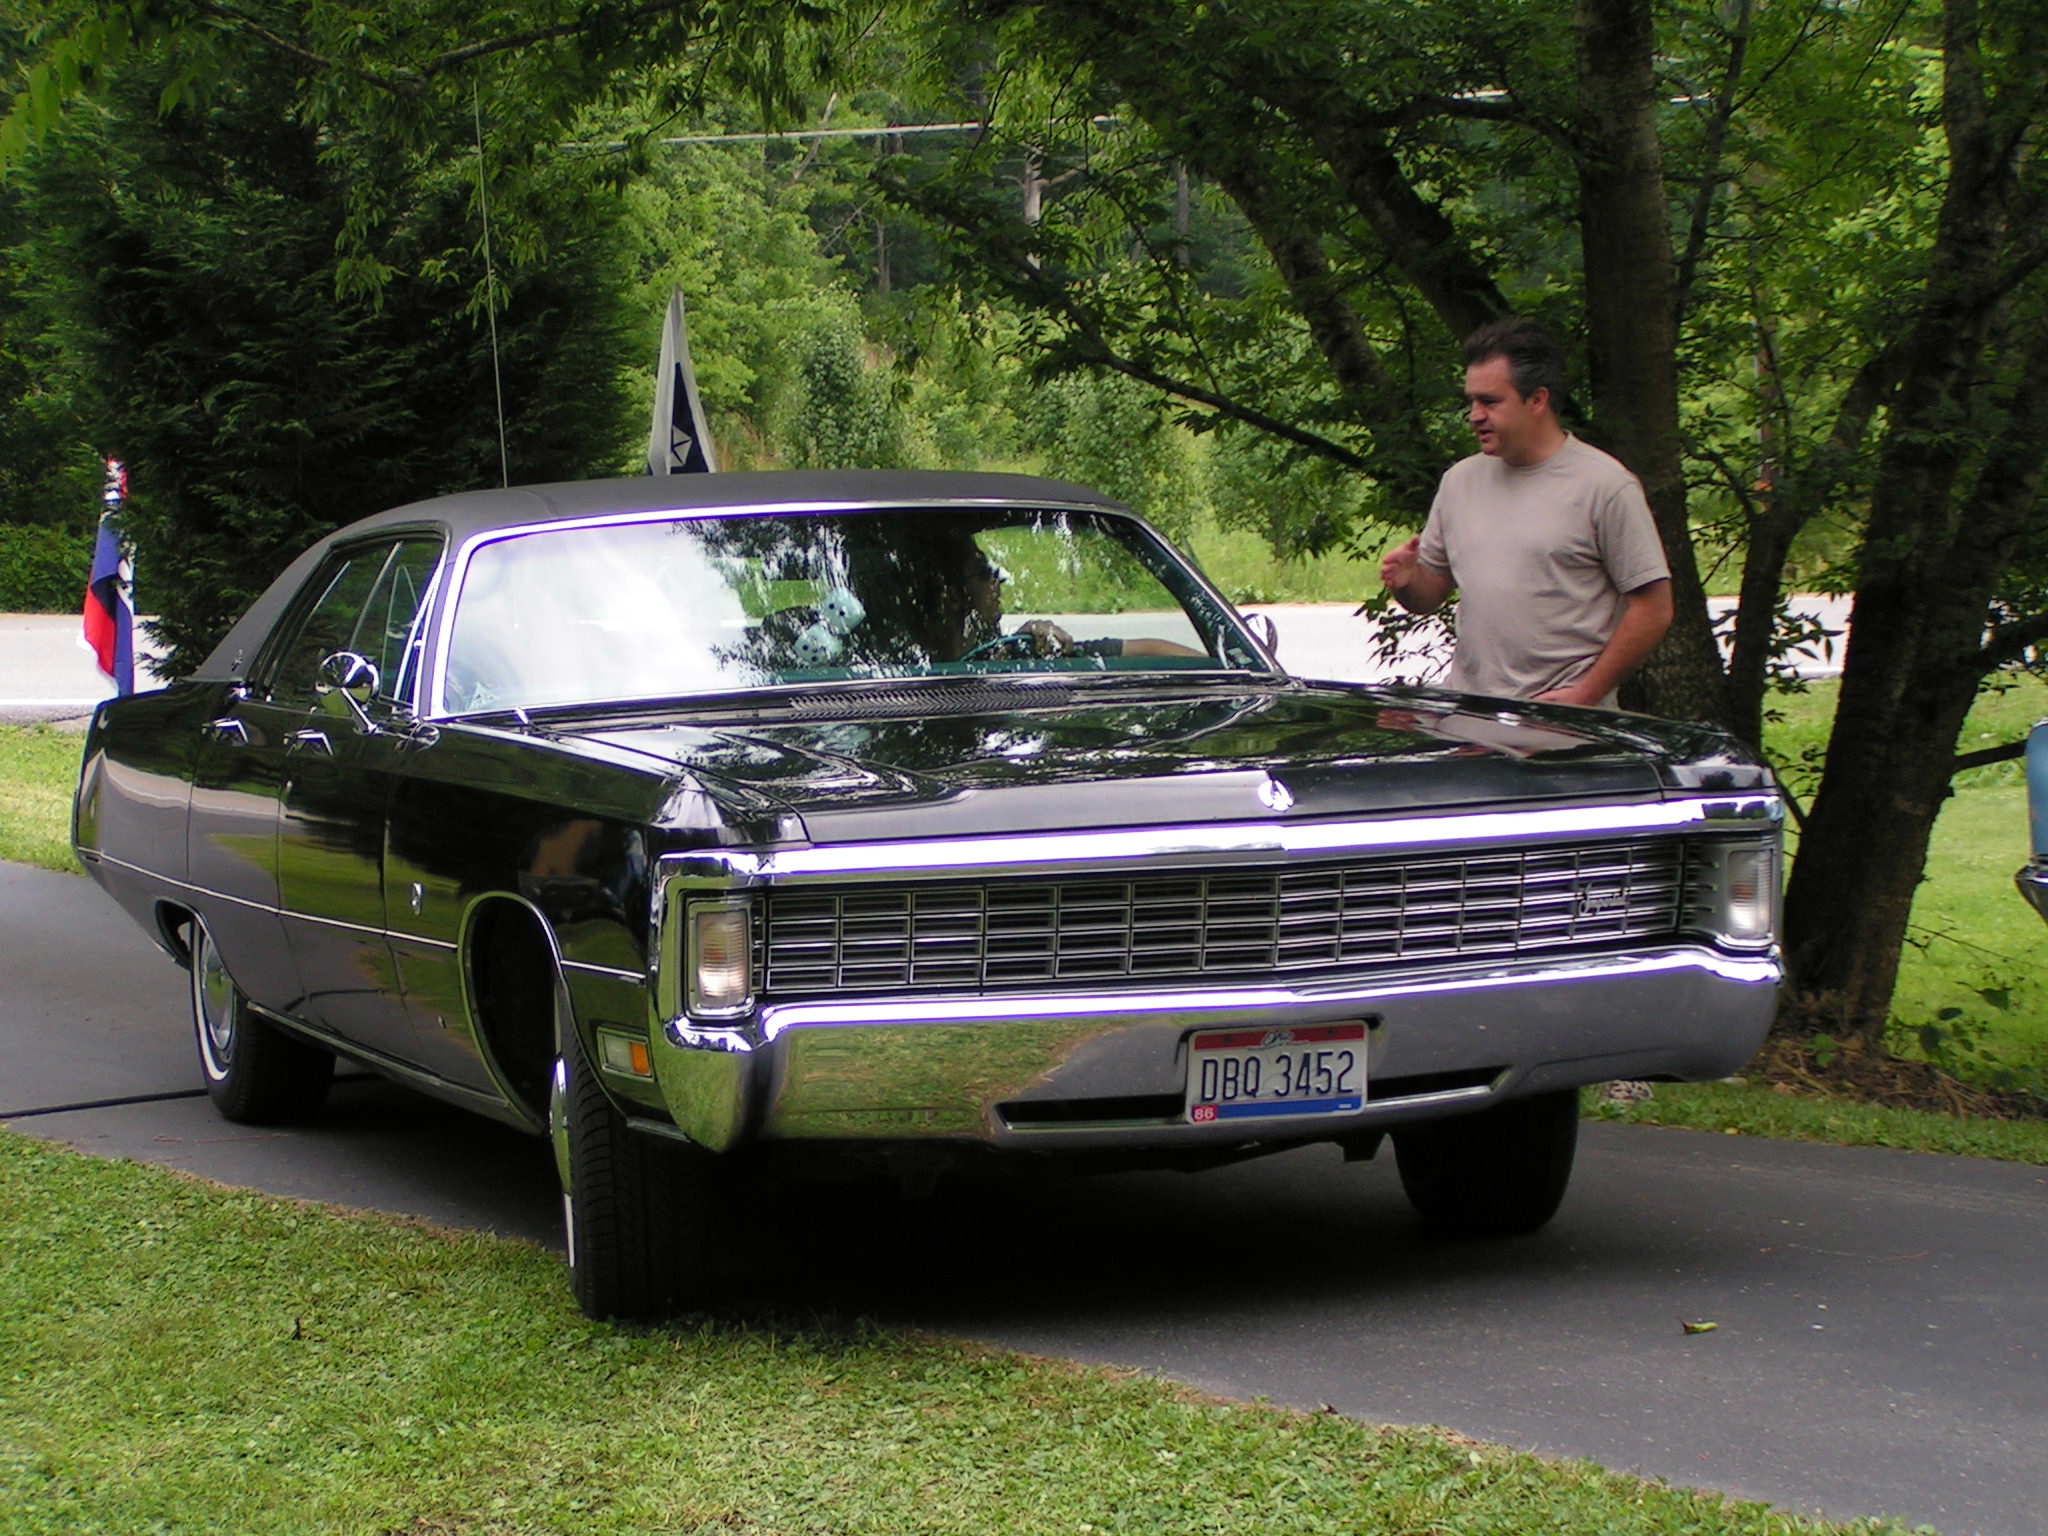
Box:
[688,901,754,1015]
[597,1029,654,1079]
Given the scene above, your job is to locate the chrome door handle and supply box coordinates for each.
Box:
[287,729,333,756]
[204,717,249,744]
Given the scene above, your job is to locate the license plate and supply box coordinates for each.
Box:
[1184,1023,1367,1123]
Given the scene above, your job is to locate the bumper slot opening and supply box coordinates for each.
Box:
[994,1066,1505,1131]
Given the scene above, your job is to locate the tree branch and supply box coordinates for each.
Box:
[881,169,1375,471]
[189,0,721,96]
[1673,0,1752,315]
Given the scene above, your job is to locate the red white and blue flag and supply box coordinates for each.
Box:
[645,287,717,475]
[82,458,135,695]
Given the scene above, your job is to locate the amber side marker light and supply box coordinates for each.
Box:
[597,1028,655,1079]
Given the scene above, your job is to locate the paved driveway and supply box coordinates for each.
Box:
[3,858,2041,1536]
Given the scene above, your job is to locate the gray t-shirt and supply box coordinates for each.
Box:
[1416,435,1669,703]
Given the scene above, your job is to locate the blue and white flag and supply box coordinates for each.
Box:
[82,458,135,695]
[646,288,716,475]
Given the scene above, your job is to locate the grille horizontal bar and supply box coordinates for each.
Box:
[759,839,1692,998]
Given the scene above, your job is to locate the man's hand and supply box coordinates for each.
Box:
[1379,536,1453,614]
[1533,580,1673,708]
[1015,619,1073,657]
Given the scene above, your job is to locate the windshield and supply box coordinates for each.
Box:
[436,505,1272,714]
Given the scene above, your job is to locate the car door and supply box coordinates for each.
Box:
[269,537,442,1062]
[183,548,404,1014]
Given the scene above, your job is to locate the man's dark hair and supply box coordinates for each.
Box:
[1462,317,1568,405]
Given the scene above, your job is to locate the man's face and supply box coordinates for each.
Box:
[960,555,1005,641]
[1463,354,1548,465]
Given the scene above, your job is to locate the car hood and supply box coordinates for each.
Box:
[555,680,1763,845]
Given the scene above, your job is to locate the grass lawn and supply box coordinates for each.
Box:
[0,723,81,871]
[0,1130,1909,1536]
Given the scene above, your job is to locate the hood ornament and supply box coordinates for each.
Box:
[1257,775,1295,813]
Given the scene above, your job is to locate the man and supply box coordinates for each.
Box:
[1380,318,1673,708]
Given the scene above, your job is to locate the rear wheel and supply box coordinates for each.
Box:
[189,918,334,1125]
[554,1016,721,1322]
[1393,1089,1580,1238]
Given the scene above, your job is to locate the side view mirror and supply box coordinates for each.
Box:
[1241,611,1279,656]
[315,650,382,729]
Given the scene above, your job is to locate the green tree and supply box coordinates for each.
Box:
[870,0,2048,1043]
[17,40,640,672]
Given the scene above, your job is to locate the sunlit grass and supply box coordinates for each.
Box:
[1591,1078,2048,1164]
[0,1131,1910,1536]
[0,724,80,872]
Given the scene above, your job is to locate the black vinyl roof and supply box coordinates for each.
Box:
[193,469,1130,684]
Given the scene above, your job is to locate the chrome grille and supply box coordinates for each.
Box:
[760,839,1692,997]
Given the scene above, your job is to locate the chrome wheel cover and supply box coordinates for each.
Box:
[192,928,238,1081]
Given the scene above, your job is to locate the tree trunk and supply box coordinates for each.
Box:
[1573,0,1730,728]
[1780,0,2048,1041]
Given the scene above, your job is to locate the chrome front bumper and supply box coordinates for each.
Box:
[646,944,1780,1152]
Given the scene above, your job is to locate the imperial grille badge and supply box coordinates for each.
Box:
[1258,776,1295,813]
[1575,885,1625,919]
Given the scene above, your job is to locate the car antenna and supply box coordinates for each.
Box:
[473,81,511,489]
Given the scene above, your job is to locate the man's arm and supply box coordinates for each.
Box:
[1380,535,1455,614]
[1534,579,1673,707]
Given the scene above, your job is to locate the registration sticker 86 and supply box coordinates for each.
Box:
[1185,1023,1367,1123]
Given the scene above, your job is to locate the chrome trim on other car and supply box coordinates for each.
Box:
[2016,858,2048,924]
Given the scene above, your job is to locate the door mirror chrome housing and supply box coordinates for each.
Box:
[315,651,382,729]
[1241,611,1278,656]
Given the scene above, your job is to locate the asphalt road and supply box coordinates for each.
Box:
[3,860,2042,1535]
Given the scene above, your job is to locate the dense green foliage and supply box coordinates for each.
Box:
[9,40,642,672]
[0,195,94,529]
[0,521,84,609]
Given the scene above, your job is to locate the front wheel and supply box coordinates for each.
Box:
[554,1020,722,1322]
[1393,1089,1580,1238]
[189,918,334,1125]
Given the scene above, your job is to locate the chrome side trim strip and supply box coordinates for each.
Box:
[563,960,649,984]
[90,852,635,968]
[246,1000,531,1127]
[95,852,277,916]
[664,796,1780,886]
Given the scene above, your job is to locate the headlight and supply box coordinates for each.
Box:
[686,898,754,1016]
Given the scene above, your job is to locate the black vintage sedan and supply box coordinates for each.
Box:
[75,470,1783,1319]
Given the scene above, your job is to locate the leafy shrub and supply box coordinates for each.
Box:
[0,523,89,612]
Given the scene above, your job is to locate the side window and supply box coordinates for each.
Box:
[266,550,386,705]
[358,540,442,705]
[264,538,442,707]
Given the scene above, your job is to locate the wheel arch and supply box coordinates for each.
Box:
[153,901,201,968]
[459,892,572,1132]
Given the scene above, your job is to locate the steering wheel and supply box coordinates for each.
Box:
[959,630,1038,662]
